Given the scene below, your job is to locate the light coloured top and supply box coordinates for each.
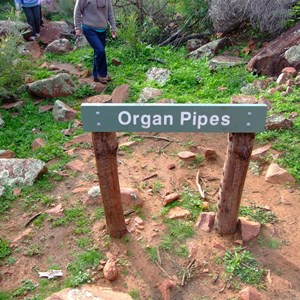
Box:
[14,0,40,10]
[74,0,116,31]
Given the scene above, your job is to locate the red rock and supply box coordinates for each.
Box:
[277,73,291,84]
[39,105,53,113]
[250,145,271,160]
[120,187,144,209]
[177,151,196,161]
[168,164,176,170]
[195,212,215,232]
[166,207,191,220]
[159,279,177,300]
[45,204,64,216]
[0,101,24,110]
[195,146,217,159]
[31,138,46,150]
[282,66,297,76]
[134,216,144,225]
[238,286,261,300]
[162,192,180,206]
[111,84,130,103]
[265,163,295,184]
[239,217,261,242]
[103,258,118,281]
[13,188,22,196]
[64,133,92,148]
[0,150,15,158]
[65,160,85,172]
[112,58,122,66]
[247,23,300,76]
[11,228,32,247]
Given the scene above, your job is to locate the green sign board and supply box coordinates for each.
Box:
[81,103,267,133]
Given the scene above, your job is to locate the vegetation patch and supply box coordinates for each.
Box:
[0,238,11,261]
[219,246,266,289]
[239,205,277,224]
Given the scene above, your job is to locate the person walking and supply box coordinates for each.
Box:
[15,0,41,40]
[74,0,117,84]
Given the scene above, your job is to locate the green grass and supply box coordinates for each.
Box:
[239,205,277,224]
[0,186,17,214]
[161,187,206,220]
[12,279,37,297]
[0,238,11,261]
[221,246,266,289]
[65,249,104,287]
[160,219,194,257]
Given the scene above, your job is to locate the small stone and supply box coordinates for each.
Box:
[31,138,46,150]
[88,186,101,198]
[119,141,138,148]
[65,160,85,172]
[238,286,261,300]
[12,228,32,247]
[168,164,176,170]
[162,192,180,206]
[134,216,144,225]
[45,204,64,217]
[250,145,271,160]
[112,58,121,66]
[121,187,144,209]
[103,258,118,281]
[195,212,215,232]
[177,151,196,161]
[39,105,53,113]
[239,217,261,242]
[265,163,295,184]
[276,73,291,84]
[0,150,15,158]
[281,67,297,76]
[166,207,191,219]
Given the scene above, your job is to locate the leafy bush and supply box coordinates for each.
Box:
[0,29,32,91]
[209,0,297,35]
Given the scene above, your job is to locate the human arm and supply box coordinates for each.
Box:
[14,0,22,11]
[107,0,116,32]
[74,0,83,34]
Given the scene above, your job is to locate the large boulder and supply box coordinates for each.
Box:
[45,38,73,54]
[247,23,300,76]
[0,20,32,40]
[40,21,73,45]
[0,158,47,193]
[28,73,76,98]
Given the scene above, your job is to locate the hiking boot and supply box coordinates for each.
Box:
[105,75,112,81]
[94,76,107,84]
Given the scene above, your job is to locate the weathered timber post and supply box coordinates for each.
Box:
[92,132,127,238]
[215,132,255,234]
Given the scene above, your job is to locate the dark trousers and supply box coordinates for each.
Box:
[23,5,41,36]
[83,28,107,78]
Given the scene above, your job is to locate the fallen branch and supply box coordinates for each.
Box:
[196,170,205,199]
[155,261,173,280]
[157,246,162,266]
[142,173,158,181]
[136,135,174,142]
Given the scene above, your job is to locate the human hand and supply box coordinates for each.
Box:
[111,31,116,39]
[16,10,21,16]
[75,29,82,36]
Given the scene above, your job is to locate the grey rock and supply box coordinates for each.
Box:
[0,20,32,40]
[0,158,47,189]
[146,67,171,84]
[186,38,210,52]
[0,116,4,127]
[284,45,300,64]
[28,73,76,98]
[137,87,162,103]
[45,38,72,54]
[88,186,101,198]
[209,55,246,71]
[53,100,77,122]
[187,37,231,59]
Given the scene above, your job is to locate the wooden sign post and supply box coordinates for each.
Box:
[81,103,267,237]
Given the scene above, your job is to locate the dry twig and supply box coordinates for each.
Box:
[196,170,205,199]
